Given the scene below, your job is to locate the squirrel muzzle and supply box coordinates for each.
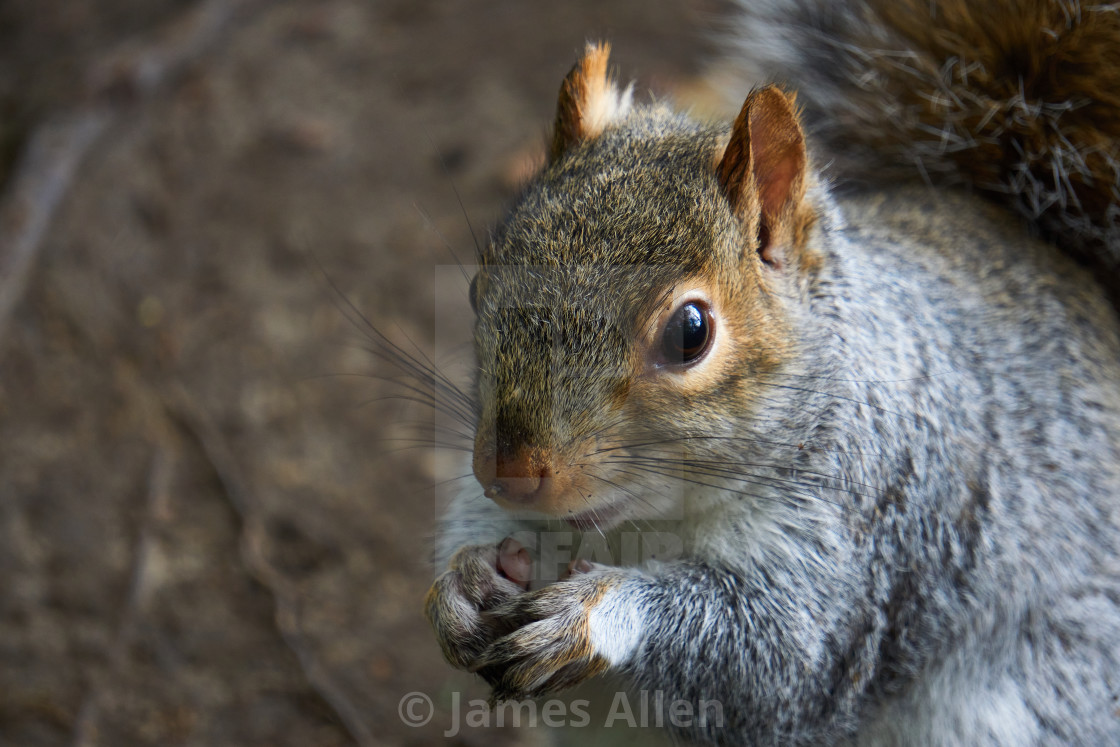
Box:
[473,442,570,510]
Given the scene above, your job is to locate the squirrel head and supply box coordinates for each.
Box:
[470,43,818,527]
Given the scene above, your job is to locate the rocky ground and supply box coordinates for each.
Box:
[0,1,722,744]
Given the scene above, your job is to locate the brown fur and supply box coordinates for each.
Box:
[718,85,811,267]
[631,272,790,411]
[724,0,1120,274]
[470,46,808,522]
[550,41,631,162]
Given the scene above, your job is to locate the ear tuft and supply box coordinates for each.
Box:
[717,86,807,265]
[550,42,634,162]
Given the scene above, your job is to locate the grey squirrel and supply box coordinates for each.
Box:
[422,1,1120,744]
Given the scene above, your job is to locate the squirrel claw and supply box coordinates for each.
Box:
[424,543,531,671]
[473,569,623,699]
[473,614,610,700]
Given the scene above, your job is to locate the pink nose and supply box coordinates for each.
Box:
[475,445,554,504]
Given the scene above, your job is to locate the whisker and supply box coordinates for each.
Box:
[759,369,959,384]
[573,486,608,540]
[586,472,661,516]
[425,130,483,260]
[433,472,478,489]
[616,461,849,512]
[414,200,472,284]
[353,440,474,458]
[631,466,825,512]
[611,456,874,502]
[750,380,928,427]
[311,262,478,426]
[608,453,881,495]
[588,434,889,460]
[350,349,477,427]
[350,392,474,431]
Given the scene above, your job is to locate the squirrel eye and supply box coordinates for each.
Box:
[661,301,712,364]
[468,274,480,313]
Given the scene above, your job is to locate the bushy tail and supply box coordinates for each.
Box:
[717,0,1120,273]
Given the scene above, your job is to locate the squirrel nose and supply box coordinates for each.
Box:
[476,445,554,504]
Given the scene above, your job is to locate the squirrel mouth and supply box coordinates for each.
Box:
[563,500,629,531]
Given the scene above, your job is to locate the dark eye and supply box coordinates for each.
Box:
[661,301,712,364]
[468,274,480,312]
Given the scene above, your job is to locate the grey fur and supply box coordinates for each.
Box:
[620,182,1120,744]
[426,18,1120,747]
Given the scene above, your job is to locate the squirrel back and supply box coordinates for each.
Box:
[715,0,1120,277]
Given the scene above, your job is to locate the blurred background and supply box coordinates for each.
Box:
[0,1,728,744]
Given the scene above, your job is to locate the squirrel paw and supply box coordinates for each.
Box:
[424,539,532,670]
[471,560,628,702]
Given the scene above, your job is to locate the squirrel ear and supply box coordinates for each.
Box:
[550,42,634,162]
[717,86,807,266]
